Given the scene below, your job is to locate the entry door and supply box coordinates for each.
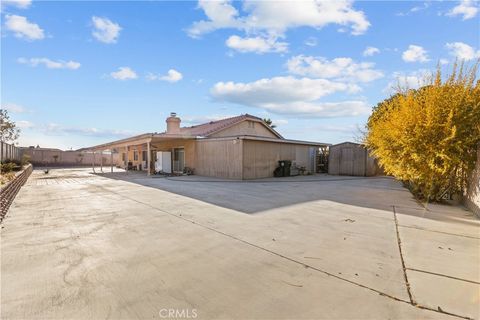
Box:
[155,151,172,173]
[173,148,185,173]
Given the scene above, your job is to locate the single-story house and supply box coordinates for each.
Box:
[84,113,329,179]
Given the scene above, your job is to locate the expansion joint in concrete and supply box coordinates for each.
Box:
[406,268,480,285]
[87,183,474,320]
[392,205,415,305]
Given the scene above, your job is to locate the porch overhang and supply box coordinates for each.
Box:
[79,133,197,152]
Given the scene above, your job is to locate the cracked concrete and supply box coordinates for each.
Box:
[1,168,479,319]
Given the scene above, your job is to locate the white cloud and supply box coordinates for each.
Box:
[410,2,430,13]
[226,35,288,54]
[212,76,359,103]
[1,0,31,9]
[110,67,137,80]
[91,16,121,44]
[147,69,183,83]
[445,42,480,61]
[272,119,288,126]
[188,0,370,53]
[210,76,368,118]
[17,57,81,70]
[439,58,450,65]
[42,123,135,138]
[385,69,432,92]
[2,102,27,113]
[402,45,430,63]
[286,55,383,83]
[311,123,358,133]
[396,2,430,16]
[189,0,370,37]
[4,15,44,40]
[182,114,236,125]
[447,0,478,20]
[188,0,242,37]
[16,120,34,129]
[363,46,380,57]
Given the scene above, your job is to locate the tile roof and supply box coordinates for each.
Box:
[178,114,275,137]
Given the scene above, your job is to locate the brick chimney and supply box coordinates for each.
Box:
[166,112,181,134]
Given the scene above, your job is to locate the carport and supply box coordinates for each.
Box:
[83,133,196,176]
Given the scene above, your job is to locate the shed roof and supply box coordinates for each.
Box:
[329,141,364,147]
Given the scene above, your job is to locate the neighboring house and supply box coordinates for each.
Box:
[84,113,328,179]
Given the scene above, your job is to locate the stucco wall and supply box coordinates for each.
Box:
[465,147,480,217]
[242,140,315,179]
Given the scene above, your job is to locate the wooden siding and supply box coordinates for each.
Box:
[194,139,243,179]
[209,121,279,139]
[242,140,315,179]
[328,142,381,176]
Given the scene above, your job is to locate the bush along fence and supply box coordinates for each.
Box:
[0,164,32,222]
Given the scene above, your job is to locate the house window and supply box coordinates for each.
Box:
[122,153,126,161]
[248,121,255,128]
[173,148,185,172]
[142,150,147,161]
[133,151,139,161]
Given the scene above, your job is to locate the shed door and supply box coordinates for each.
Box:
[340,148,354,175]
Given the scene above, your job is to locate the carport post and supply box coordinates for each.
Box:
[147,141,151,176]
[92,151,95,173]
[110,150,113,173]
[100,150,103,172]
[125,146,128,172]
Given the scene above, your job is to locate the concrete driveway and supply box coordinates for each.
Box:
[1,168,479,319]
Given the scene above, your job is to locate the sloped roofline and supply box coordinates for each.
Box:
[80,114,287,151]
[182,114,283,139]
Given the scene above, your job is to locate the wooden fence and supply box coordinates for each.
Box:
[0,142,21,162]
[464,146,480,217]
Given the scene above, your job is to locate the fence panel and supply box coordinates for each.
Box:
[0,142,22,162]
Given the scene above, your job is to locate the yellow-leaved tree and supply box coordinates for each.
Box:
[366,62,480,201]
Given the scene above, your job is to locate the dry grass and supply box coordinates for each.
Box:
[0,172,16,186]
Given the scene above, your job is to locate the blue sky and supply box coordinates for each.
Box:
[1,0,479,149]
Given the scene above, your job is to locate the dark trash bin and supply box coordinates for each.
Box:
[277,160,292,177]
